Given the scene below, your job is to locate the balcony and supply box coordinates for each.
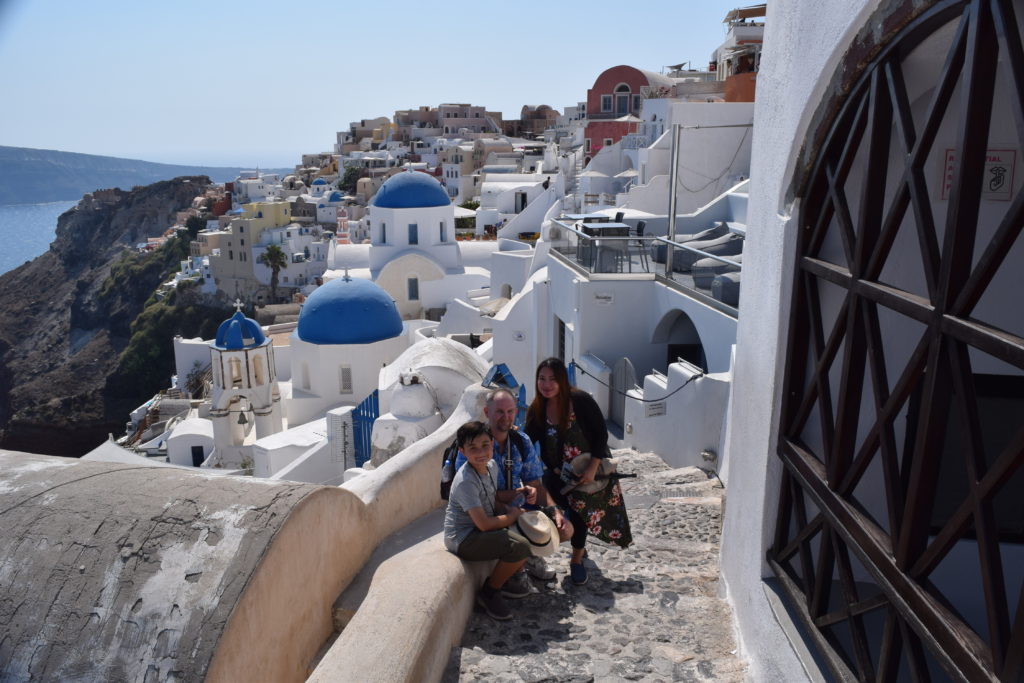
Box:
[620,133,652,150]
[549,219,741,317]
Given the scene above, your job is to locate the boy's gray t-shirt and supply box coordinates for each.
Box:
[444,459,497,552]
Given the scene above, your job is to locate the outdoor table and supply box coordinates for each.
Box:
[562,213,609,223]
[577,222,631,271]
[580,221,630,237]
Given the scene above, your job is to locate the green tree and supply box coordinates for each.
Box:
[258,244,289,303]
[340,166,365,193]
[456,199,479,232]
[185,214,206,239]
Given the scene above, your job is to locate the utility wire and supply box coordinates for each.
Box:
[675,127,751,194]
[572,360,705,403]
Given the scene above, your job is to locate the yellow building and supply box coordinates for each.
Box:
[209,201,294,301]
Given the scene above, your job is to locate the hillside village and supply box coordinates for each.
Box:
[114,17,759,477]
[3,1,1023,682]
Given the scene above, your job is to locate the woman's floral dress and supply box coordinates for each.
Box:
[543,411,632,549]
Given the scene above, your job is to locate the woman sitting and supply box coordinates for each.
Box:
[524,358,632,586]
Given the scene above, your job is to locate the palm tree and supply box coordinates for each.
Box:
[258,244,289,303]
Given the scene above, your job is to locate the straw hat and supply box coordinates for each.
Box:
[566,454,619,494]
[515,510,558,557]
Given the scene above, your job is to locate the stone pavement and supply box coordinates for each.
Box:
[443,449,748,682]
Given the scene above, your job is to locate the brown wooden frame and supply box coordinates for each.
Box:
[769,0,1024,680]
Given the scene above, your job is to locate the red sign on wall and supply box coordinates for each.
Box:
[941,148,1016,201]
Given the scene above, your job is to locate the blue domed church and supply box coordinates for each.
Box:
[324,169,489,320]
[196,307,284,469]
[286,275,409,426]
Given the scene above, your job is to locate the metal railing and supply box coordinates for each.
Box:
[549,219,742,315]
[654,236,741,314]
[549,220,657,275]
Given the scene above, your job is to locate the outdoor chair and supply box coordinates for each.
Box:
[671,233,744,273]
[692,252,742,288]
[631,220,649,271]
[650,222,730,263]
[711,271,741,306]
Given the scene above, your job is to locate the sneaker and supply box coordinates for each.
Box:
[526,555,556,581]
[477,586,513,620]
[500,570,532,598]
[570,561,589,586]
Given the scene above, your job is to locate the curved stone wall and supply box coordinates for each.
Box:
[0,452,363,682]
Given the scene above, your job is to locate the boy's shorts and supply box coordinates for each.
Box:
[456,528,531,563]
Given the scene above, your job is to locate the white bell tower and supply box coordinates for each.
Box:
[208,301,283,466]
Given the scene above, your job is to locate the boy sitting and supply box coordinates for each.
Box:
[443,420,530,620]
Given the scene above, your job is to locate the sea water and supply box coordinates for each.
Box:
[0,200,78,275]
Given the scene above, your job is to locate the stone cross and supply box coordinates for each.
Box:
[233,299,244,313]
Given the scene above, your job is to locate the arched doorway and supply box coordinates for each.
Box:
[652,309,707,372]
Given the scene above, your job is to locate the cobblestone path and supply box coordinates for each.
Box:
[443,449,748,682]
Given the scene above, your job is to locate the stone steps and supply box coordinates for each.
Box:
[443,450,747,681]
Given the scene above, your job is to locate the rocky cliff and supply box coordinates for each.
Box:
[0,176,228,456]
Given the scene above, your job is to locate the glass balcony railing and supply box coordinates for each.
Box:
[549,219,741,316]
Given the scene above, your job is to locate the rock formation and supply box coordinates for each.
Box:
[0,176,215,455]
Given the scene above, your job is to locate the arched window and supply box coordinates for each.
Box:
[770,2,1024,680]
[229,358,243,388]
[614,83,631,115]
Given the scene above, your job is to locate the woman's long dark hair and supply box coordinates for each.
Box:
[526,357,572,432]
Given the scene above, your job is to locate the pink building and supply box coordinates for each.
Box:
[583,65,677,160]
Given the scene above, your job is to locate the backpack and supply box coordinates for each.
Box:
[439,437,460,500]
[440,429,531,500]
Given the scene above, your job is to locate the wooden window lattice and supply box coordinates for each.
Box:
[769,1,1024,681]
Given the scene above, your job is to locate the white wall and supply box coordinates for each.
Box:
[166,422,214,468]
[419,269,491,312]
[545,257,737,378]
[489,274,551,395]
[496,187,559,240]
[488,251,533,297]
[624,363,730,470]
[623,102,753,216]
[174,337,213,394]
[287,334,408,426]
[436,298,490,336]
[718,1,877,681]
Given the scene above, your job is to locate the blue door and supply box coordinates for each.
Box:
[352,389,379,467]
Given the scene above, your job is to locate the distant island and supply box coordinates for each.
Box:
[0,146,291,205]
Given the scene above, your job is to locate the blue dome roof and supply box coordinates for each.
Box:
[371,171,451,209]
[297,277,403,345]
[312,178,327,185]
[214,311,267,350]
[326,190,344,202]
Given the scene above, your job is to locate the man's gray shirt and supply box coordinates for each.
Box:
[444,459,497,552]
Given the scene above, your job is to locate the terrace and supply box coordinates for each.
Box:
[549,217,743,317]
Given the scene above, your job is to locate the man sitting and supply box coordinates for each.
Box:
[443,420,530,620]
[456,388,574,592]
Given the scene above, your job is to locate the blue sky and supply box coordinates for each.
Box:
[0,0,748,167]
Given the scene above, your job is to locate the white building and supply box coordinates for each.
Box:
[233,173,282,205]
[325,170,493,320]
[285,276,410,426]
[252,224,330,293]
